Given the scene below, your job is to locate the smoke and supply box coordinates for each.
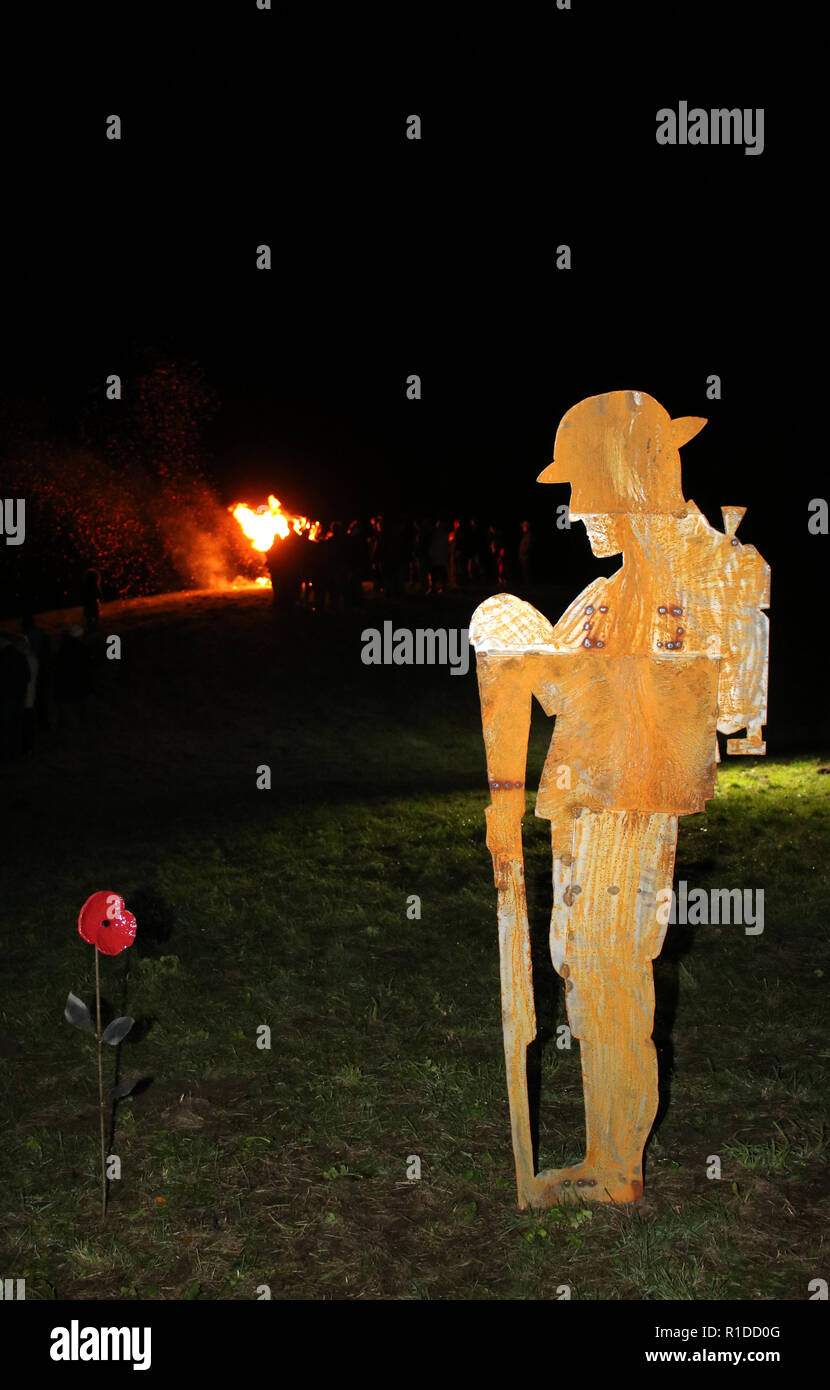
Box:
[156,482,259,591]
[0,358,269,616]
[1,445,261,615]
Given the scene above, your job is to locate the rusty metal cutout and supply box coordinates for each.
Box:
[470,390,770,1207]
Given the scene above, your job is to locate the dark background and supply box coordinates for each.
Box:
[0,4,827,1333]
[0,4,823,739]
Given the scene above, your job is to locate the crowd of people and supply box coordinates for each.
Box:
[265,515,538,611]
[0,518,540,755]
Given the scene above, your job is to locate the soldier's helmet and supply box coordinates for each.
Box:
[538,390,707,514]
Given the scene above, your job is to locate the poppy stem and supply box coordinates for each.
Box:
[95,946,106,1221]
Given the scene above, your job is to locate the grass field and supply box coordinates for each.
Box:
[1,586,828,1300]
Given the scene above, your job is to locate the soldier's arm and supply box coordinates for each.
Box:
[471,594,575,862]
[477,652,535,861]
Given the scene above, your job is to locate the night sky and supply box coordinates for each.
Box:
[1,8,824,732]
[0,14,825,1338]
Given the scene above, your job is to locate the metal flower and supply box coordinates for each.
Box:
[78,891,137,956]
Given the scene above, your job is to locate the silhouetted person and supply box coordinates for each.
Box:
[448,520,461,589]
[468,518,486,585]
[294,529,316,608]
[324,522,350,611]
[416,518,432,593]
[501,522,517,584]
[347,520,367,607]
[428,520,449,594]
[518,520,534,584]
[21,613,52,731]
[369,515,385,593]
[383,516,409,599]
[454,520,472,588]
[266,530,306,613]
[486,524,502,584]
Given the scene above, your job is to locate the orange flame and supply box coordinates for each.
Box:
[229,495,321,552]
[230,495,289,550]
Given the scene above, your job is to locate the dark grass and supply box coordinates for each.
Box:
[1,587,828,1299]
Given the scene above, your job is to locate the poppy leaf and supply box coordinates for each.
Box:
[102,1016,135,1046]
[64,993,93,1032]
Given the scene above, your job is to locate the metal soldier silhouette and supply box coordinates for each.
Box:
[470,390,770,1208]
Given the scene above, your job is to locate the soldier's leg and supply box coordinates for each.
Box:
[533,809,677,1205]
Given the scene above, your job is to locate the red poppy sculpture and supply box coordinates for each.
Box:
[78,891,137,956]
[64,891,137,1218]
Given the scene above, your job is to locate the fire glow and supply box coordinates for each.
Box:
[229,495,320,552]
